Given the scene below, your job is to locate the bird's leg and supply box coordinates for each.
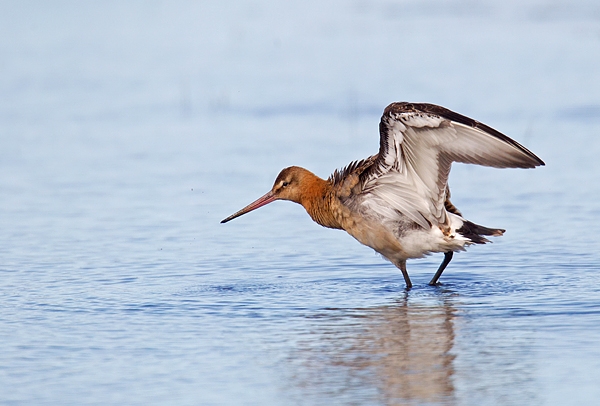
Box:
[429,251,454,286]
[397,260,412,289]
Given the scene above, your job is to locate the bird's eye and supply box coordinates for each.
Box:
[282,181,289,187]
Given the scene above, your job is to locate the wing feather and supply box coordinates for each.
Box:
[358,102,544,228]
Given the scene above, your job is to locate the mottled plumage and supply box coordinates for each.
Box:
[222,102,544,288]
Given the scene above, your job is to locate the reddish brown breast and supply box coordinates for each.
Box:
[297,174,343,230]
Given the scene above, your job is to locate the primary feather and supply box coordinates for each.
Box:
[340,102,543,230]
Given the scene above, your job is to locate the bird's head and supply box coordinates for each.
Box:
[220,166,313,223]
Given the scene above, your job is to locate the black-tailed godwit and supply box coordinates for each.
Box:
[221,102,544,288]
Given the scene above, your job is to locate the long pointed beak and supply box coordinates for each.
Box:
[220,191,277,223]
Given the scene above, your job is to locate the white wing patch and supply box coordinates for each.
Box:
[396,112,444,129]
[383,118,405,167]
[363,172,431,229]
[360,105,542,230]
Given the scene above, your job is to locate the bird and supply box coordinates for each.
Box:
[221,102,544,288]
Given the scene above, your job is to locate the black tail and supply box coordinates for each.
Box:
[457,220,505,244]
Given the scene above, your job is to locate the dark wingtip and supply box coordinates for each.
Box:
[493,229,506,236]
[384,102,546,169]
[528,155,545,167]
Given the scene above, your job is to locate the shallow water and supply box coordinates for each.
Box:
[1,1,600,405]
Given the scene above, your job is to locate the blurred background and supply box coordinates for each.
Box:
[1,1,599,405]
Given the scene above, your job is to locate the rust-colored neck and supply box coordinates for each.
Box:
[295,172,342,230]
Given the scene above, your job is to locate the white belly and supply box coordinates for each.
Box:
[397,226,469,259]
[344,214,470,262]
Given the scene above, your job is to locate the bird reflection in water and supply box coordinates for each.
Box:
[288,293,457,405]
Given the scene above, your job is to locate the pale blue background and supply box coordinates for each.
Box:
[1,1,599,405]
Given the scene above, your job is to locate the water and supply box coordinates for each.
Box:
[1,1,600,404]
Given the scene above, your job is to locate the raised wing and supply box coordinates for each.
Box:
[358,102,544,228]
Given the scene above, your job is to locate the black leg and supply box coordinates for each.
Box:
[398,260,412,289]
[429,251,453,286]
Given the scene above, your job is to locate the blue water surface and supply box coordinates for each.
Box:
[1,1,600,405]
